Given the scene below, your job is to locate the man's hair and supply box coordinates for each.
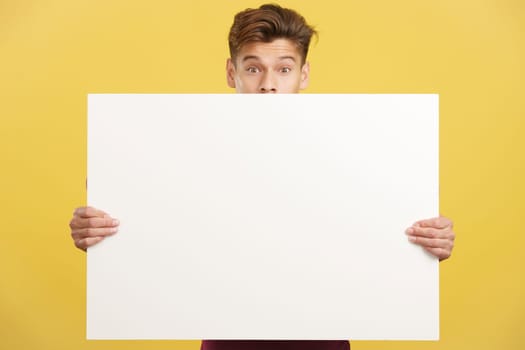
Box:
[228,3,316,65]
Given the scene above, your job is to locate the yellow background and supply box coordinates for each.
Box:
[1,0,523,349]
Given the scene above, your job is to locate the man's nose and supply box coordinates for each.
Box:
[258,72,277,93]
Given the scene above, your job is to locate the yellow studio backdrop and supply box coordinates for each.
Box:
[1,0,523,349]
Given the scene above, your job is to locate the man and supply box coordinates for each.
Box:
[69,4,455,350]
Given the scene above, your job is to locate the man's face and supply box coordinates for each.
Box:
[226,38,310,94]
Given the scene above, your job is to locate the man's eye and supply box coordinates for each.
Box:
[281,67,291,73]
[247,67,259,73]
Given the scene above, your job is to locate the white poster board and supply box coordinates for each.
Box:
[87,94,439,340]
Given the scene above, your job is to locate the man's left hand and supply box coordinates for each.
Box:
[405,216,455,261]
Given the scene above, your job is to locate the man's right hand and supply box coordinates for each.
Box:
[69,206,119,251]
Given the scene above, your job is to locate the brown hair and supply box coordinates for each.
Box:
[228,3,317,65]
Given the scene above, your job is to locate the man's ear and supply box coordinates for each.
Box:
[299,61,310,90]
[226,58,236,88]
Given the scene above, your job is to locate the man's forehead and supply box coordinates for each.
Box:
[237,39,301,62]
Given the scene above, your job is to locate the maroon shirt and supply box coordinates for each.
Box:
[201,340,350,350]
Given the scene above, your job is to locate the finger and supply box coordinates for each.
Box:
[406,226,431,237]
[74,236,104,250]
[71,226,118,239]
[414,216,452,229]
[406,227,456,246]
[70,216,119,229]
[423,246,451,261]
[405,226,442,238]
[408,236,452,249]
[73,206,108,218]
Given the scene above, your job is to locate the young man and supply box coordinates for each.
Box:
[70,4,455,350]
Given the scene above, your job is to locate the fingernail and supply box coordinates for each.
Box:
[110,227,118,233]
[405,228,414,234]
[113,219,119,225]
[408,236,417,243]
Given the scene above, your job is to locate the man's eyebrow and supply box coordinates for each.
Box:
[241,55,297,62]
[278,56,296,61]
[242,55,261,62]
